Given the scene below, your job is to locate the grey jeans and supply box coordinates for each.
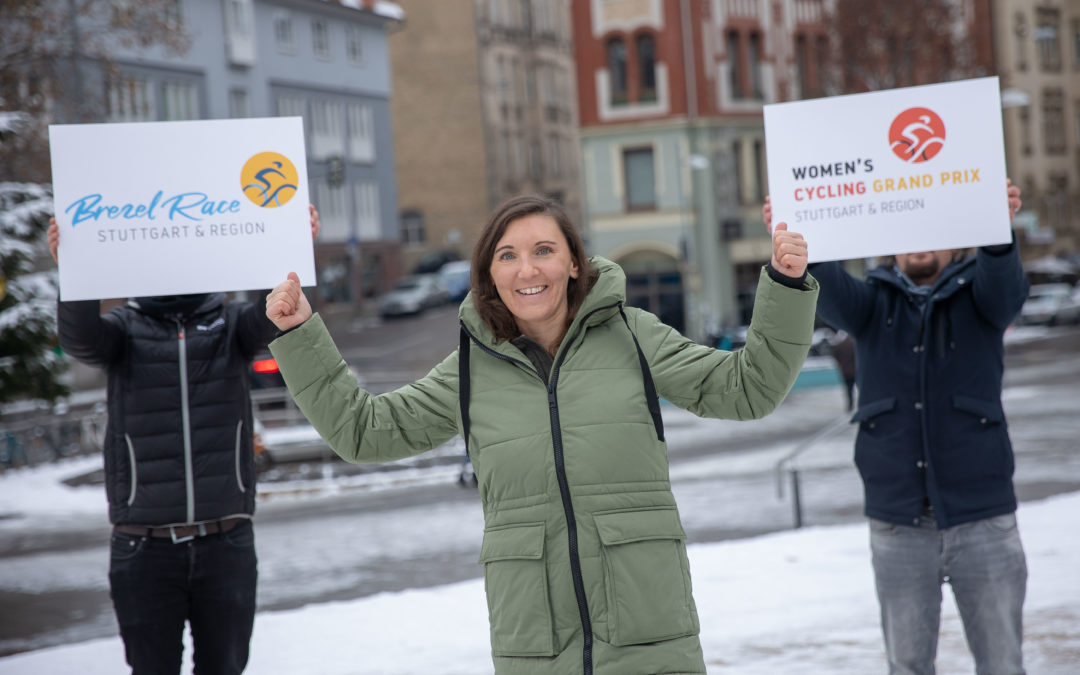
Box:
[869,512,1027,675]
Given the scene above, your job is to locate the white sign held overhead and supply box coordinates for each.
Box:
[50,117,315,301]
[763,77,1012,262]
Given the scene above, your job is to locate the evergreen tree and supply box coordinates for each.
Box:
[0,112,66,404]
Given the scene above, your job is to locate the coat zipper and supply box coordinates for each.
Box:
[462,302,617,674]
[175,318,196,523]
[546,304,616,675]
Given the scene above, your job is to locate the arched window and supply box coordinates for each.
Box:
[607,37,627,104]
[636,33,656,101]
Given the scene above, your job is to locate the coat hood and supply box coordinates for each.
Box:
[130,292,226,320]
[457,256,626,354]
[867,256,976,301]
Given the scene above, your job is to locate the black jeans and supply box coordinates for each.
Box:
[109,520,257,675]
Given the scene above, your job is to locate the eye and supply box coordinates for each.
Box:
[498,251,515,261]
[536,246,553,255]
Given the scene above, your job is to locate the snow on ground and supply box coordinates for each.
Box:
[1,479,1077,674]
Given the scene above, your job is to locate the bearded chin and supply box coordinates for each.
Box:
[904,260,940,283]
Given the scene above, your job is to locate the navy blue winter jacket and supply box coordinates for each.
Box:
[57,294,275,526]
[811,243,1029,529]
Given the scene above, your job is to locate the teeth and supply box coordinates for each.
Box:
[518,286,546,295]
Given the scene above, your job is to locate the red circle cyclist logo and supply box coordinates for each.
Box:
[888,107,946,163]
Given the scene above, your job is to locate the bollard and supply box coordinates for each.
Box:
[790,468,803,529]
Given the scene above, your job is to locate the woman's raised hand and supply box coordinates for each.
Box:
[266,272,313,331]
[771,222,808,279]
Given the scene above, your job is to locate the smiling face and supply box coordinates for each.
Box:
[489,214,580,349]
[895,249,954,286]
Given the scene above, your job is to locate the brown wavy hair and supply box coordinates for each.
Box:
[470,195,598,344]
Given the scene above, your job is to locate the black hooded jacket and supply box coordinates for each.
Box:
[57,293,277,526]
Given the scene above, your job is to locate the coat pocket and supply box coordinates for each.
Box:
[594,507,698,646]
[478,522,556,657]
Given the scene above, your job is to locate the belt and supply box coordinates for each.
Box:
[115,517,245,543]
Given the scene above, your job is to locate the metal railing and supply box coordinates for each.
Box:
[774,413,852,528]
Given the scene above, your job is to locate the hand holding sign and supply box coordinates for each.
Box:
[266,272,312,331]
[771,222,808,279]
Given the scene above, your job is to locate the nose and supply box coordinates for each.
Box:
[519,254,540,278]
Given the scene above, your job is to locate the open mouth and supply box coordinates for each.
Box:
[516,285,547,296]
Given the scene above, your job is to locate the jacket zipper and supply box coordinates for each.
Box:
[462,302,617,674]
[175,318,196,523]
[546,304,615,675]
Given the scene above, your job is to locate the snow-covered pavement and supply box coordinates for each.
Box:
[1,489,1077,674]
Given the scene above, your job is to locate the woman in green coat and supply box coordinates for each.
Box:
[266,195,818,675]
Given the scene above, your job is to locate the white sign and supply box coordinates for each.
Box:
[763,77,1011,262]
[50,117,315,301]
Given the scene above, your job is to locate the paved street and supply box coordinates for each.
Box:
[1,308,1079,659]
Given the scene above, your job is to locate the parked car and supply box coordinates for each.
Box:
[1018,283,1080,326]
[379,274,448,317]
[437,260,472,303]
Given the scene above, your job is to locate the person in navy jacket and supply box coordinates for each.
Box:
[765,181,1028,675]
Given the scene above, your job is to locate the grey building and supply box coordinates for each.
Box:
[70,0,406,304]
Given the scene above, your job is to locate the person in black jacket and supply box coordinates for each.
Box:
[765,182,1028,675]
[47,207,319,675]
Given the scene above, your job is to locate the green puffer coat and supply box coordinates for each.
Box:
[269,257,818,675]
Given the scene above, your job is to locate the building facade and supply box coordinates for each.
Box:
[50,0,405,306]
[388,0,582,273]
[991,0,1080,260]
[573,0,833,341]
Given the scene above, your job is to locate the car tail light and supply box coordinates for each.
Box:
[253,358,280,374]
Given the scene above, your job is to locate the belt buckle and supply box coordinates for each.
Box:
[169,526,196,544]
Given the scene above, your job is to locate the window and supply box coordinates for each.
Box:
[495,56,509,101]
[347,103,375,162]
[607,38,627,104]
[749,33,763,100]
[1045,173,1068,231]
[815,36,827,96]
[162,81,198,120]
[732,140,744,204]
[752,139,765,202]
[795,35,809,97]
[106,75,155,122]
[530,140,542,179]
[1073,20,1080,67]
[1036,8,1062,72]
[401,210,425,244]
[547,133,562,178]
[1019,107,1032,156]
[525,63,536,103]
[501,131,513,178]
[313,179,347,240]
[623,147,656,211]
[354,181,380,241]
[520,0,532,34]
[229,88,249,118]
[311,99,344,158]
[276,95,305,119]
[275,12,295,53]
[728,31,744,100]
[1014,12,1028,71]
[312,19,331,60]
[1075,101,1080,144]
[229,0,249,33]
[534,0,551,35]
[637,33,656,102]
[1043,88,1066,154]
[346,26,363,64]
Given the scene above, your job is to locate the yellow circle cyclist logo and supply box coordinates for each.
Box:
[241,152,299,208]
